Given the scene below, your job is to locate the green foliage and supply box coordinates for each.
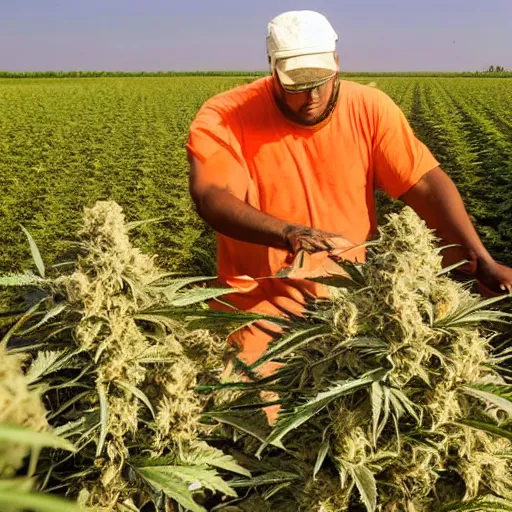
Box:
[0,322,78,511]
[0,425,75,453]
[395,77,512,266]
[2,76,512,280]
[1,71,512,511]
[0,483,81,512]
[211,208,512,511]
[0,426,79,512]
[0,76,233,278]
[0,201,244,511]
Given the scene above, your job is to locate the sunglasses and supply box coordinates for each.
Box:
[281,74,336,94]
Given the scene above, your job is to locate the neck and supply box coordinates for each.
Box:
[272,78,341,127]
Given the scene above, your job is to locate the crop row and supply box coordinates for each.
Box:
[1,76,511,275]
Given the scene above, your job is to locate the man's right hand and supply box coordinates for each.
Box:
[283,225,354,254]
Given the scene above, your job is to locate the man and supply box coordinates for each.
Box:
[186,10,512,379]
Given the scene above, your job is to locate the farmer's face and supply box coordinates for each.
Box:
[276,77,336,124]
[273,55,339,125]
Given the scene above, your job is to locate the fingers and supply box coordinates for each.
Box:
[477,270,512,297]
[295,235,333,253]
[284,225,354,255]
[500,282,512,293]
[308,235,334,252]
[477,260,512,295]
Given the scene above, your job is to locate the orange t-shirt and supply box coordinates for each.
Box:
[186,77,439,320]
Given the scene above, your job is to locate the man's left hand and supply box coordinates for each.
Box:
[475,257,512,295]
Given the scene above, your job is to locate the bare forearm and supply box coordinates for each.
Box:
[401,167,493,265]
[194,187,291,249]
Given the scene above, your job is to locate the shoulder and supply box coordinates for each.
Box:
[193,77,272,123]
[338,80,404,134]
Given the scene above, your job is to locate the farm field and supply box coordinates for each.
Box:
[2,74,512,511]
[1,76,512,275]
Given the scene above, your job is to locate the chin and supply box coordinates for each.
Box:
[299,112,322,124]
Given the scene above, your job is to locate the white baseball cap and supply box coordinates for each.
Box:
[267,10,338,91]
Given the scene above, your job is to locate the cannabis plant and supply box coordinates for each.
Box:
[0,314,78,511]
[209,207,512,512]
[0,201,249,511]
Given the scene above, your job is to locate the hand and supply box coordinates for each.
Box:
[475,257,512,296]
[283,224,354,254]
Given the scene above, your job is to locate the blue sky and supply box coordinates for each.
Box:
[0,0,510,72]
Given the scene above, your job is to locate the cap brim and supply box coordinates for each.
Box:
[275,53,337,91]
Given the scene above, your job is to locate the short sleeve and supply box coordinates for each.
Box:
[372,90,439,198]
[186,102,249,197]
[186,102,244,165]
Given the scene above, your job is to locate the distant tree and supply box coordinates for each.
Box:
[488,65,507,73]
